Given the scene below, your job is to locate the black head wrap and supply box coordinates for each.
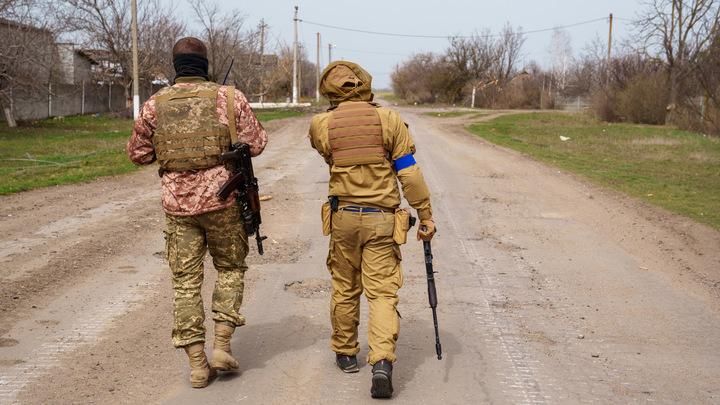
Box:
[173,53,209,83]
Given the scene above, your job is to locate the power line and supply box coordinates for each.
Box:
[299,19,451,39]
[336,47,409,57]
[299,17,610,39]
[522,17,608,36]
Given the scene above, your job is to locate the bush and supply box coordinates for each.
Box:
[589,91,617,122]
[496,74,541,109]
[614,72,668,125]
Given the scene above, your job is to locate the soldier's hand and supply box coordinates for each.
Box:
[417,219,436,242]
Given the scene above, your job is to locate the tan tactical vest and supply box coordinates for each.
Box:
[328,102,385,166]
[152,82,232,175]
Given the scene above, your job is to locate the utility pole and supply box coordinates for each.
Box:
[328,43,333,63]
[316,32,320,102]
[606,13,613,89]
[298,44,303,101]
[292,6,298,104]
[131,0,139,119]
[259,19,265,104]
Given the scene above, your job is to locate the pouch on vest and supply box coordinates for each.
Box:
[321,201,332,236]
[393,208,412,245]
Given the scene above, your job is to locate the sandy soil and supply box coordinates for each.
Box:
[1,103,719,404]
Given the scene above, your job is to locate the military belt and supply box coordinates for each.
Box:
[340,205,393,213]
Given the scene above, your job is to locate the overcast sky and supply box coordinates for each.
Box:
[175,0,645,89]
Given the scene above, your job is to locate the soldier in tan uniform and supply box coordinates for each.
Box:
[308,61,435,398]
[127,37,267,388]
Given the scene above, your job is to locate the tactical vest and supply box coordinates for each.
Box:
[328,102,385,166]
[152,82,232,175]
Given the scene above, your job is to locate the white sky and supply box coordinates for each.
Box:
[174,0,645,89]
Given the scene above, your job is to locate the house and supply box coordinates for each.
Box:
[56,44,99,84]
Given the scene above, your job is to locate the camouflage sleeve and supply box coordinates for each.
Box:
[218,86,268,157]
[127,96,158,166]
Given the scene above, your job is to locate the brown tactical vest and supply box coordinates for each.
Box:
[152,82,232,175]
[328,102,385,166]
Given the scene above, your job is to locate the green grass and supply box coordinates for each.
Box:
[467,112,720,230]
[0,115,137,195]
[425,111,481,118]
[0,110,304,195]
[375,92,415,105]
[254,109,305,122]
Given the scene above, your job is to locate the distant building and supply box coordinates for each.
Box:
[56,44,99,84]
[0,17,56,83]
[80,49,124,84]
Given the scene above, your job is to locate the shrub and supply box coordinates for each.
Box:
[614,72,668,125]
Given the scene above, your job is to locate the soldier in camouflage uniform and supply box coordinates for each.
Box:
[308,61,436,398]
[127,37,267,388]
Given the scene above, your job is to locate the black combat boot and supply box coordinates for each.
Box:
[370,359,393,398]
[336,354,359,373]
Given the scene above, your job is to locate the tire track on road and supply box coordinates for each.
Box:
[406,108,550,404]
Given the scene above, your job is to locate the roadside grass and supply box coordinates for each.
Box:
[254,108,305,122]
[0,110,304,195]
[467,112,720,231]
[376,92,419,106]
[426,111,481,118]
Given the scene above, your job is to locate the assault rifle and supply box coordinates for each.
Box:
[422,225,442,360]
[216,142,267,255]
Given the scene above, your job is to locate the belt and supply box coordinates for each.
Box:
[340,205,392,213]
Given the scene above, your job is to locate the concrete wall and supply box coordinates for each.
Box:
[1,82,153,122]
[556,95,591,111]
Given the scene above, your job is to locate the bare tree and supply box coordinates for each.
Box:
[694,29,720,134]
[139,13,184,87]
[549,28,573,95]
[493,23,526,82]
[391,52,442,104]
[188,0,267,97]
[633,0,720,124]
[60,0,184,105]
[0,0,63,126]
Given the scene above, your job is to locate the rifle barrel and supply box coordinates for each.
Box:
[422,236,442,360]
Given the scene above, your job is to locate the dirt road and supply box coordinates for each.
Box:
[1,103,719,404]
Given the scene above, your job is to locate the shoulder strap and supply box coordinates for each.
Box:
[227,86,238,144]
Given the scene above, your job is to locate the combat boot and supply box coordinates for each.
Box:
[370,359,393,398]
[336,354,359,373]
[210,323,239,371]
[184,343,216,388]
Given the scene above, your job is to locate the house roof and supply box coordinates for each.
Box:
[0,17,52,35]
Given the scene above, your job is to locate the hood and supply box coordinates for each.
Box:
[319,61,374,104]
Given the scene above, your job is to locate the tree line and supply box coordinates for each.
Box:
[391,0,720,136]
[3,0,719,136]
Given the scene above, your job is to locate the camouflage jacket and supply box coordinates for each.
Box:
[127,77,268,216]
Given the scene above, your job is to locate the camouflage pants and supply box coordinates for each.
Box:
[164,204,249,348]
[327,208,403,365]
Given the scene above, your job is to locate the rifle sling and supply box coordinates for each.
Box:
[227,86,238,144]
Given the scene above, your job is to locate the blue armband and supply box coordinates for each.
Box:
[394,154,416,172]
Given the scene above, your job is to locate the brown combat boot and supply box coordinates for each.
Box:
[210,324,239,371]
[184,343,216,388]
